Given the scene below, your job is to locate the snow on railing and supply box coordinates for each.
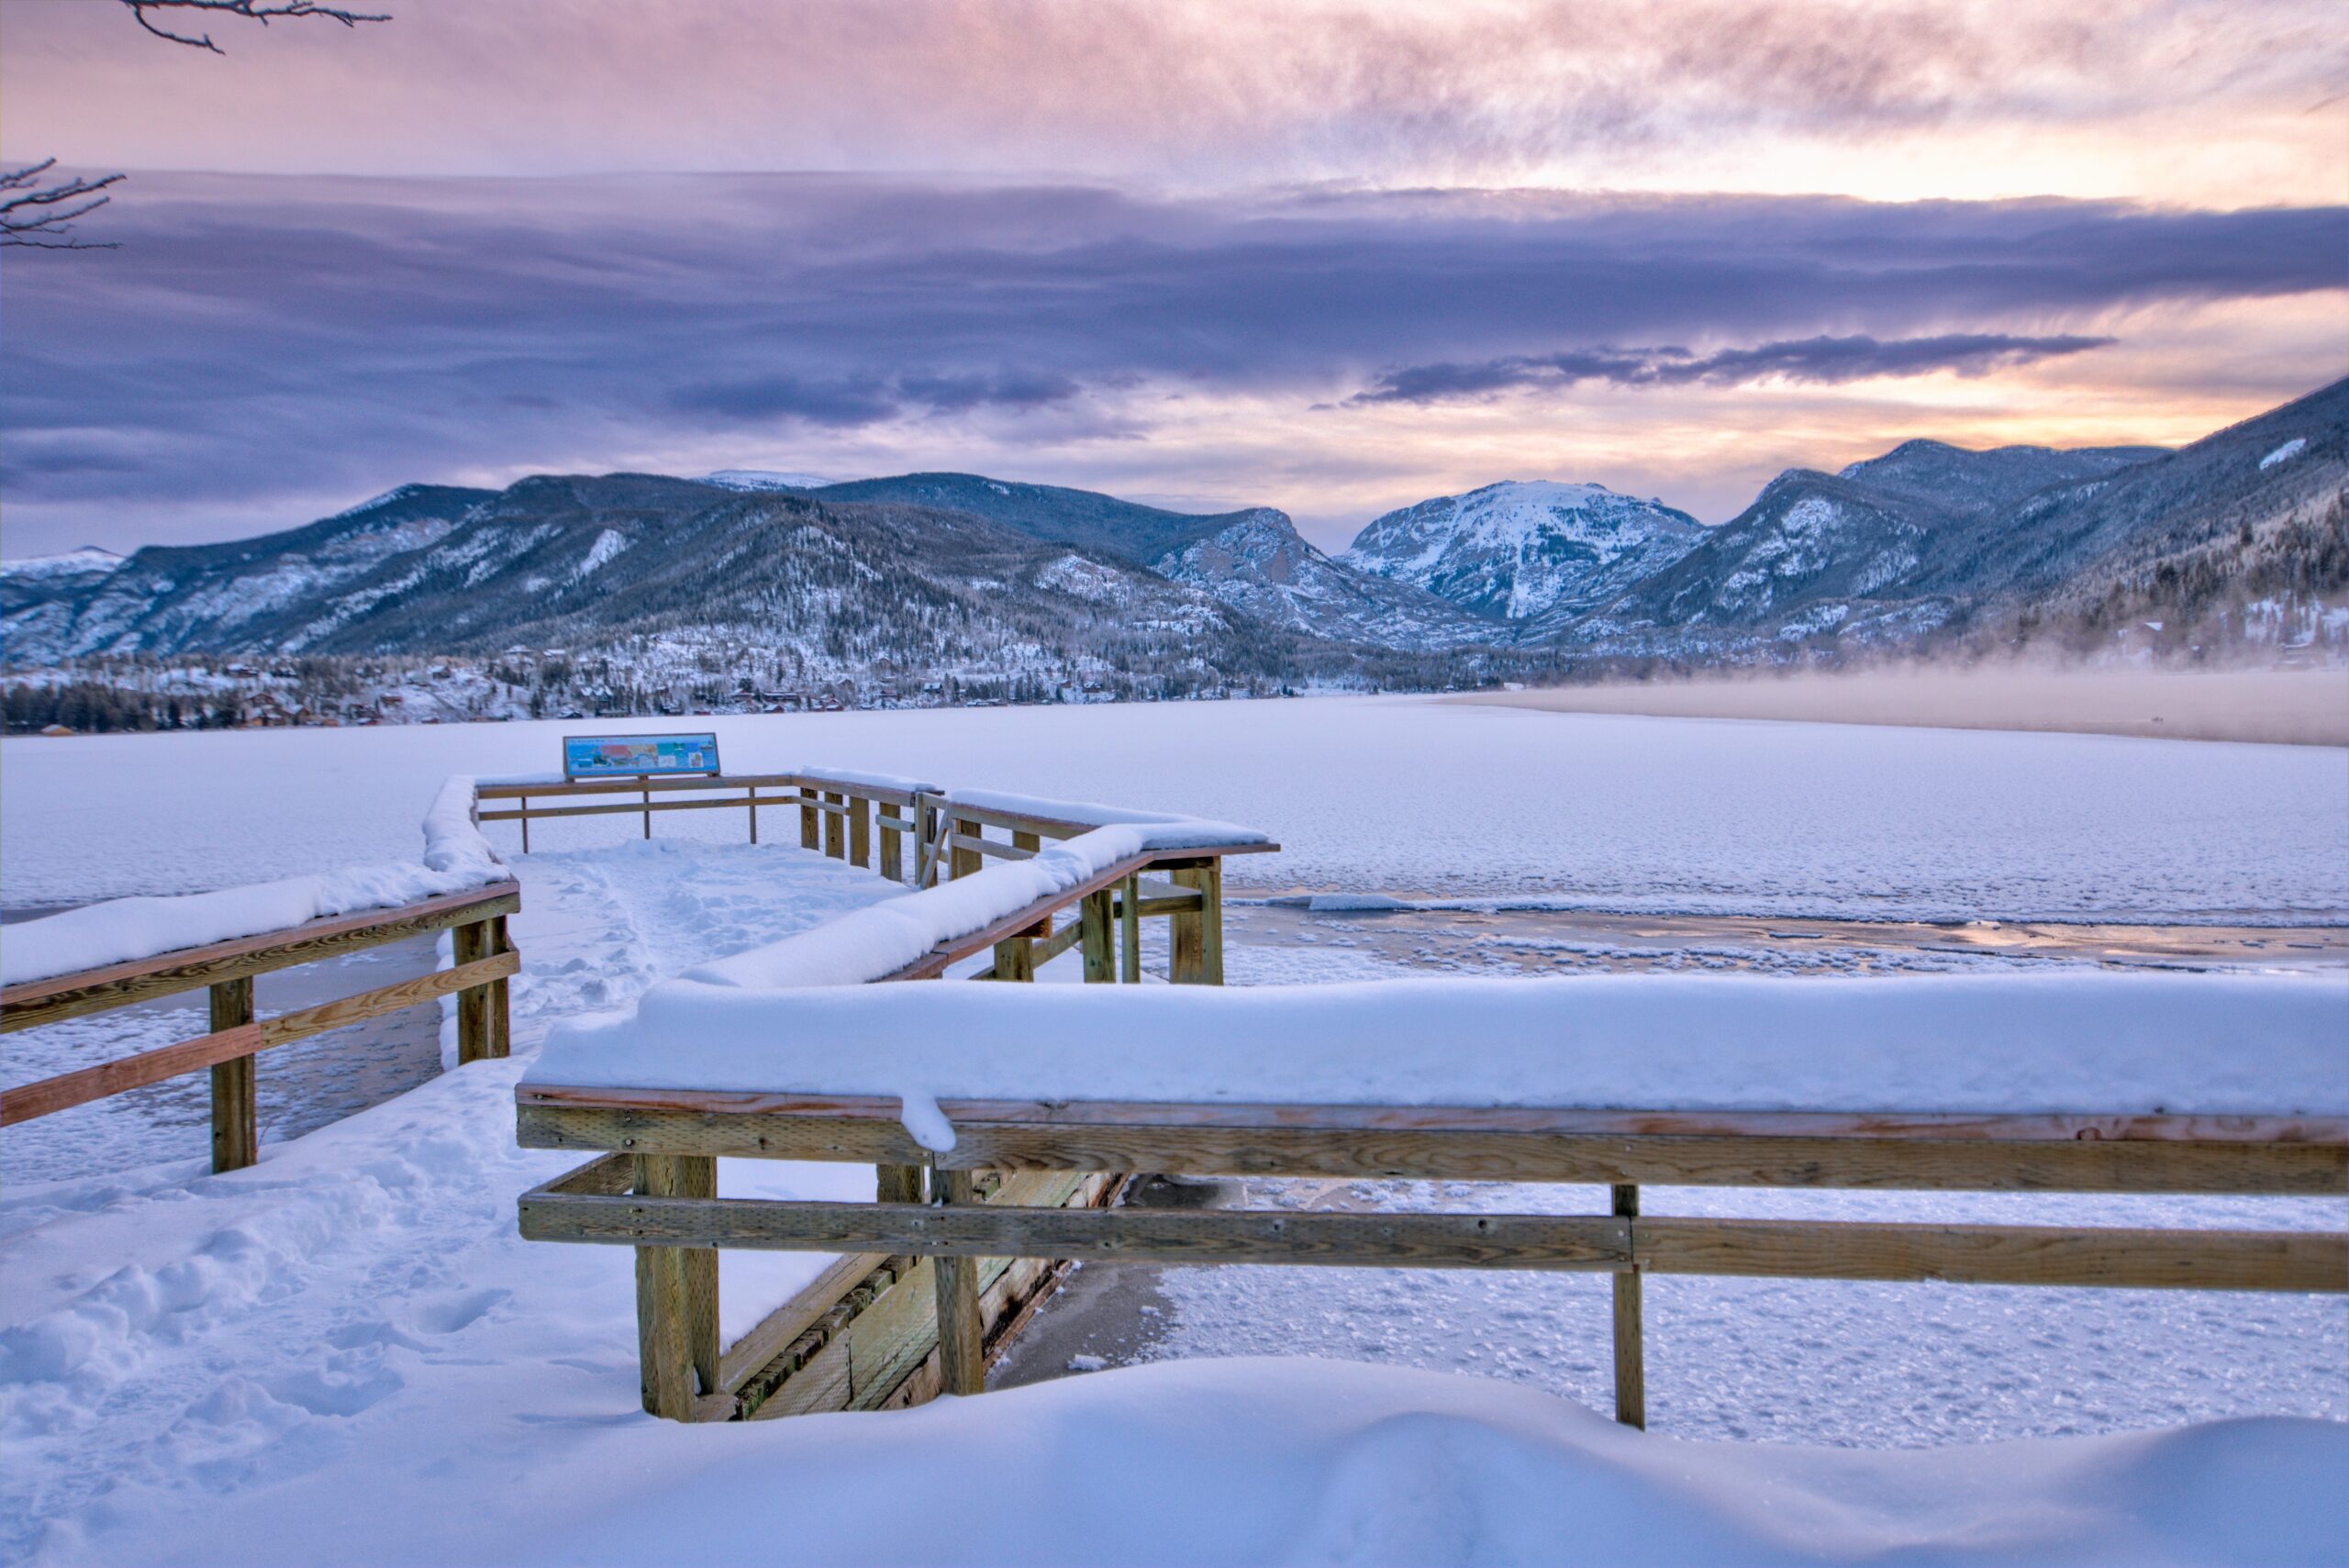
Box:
[3,774,508,988]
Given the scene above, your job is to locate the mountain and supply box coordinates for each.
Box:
[1567,379,2344,655]
[1570,471,1947,651]
[801,473,1256,562]
[10,484,497,662]
[1340,481,1705,626]
[0,473,1364,698]
[1835,440,2165,522]
[1147,508,1496,650]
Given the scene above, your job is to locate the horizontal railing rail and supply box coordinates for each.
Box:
[4,881,520,1171]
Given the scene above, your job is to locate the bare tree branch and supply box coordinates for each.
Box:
[1,161,129,250]
[120,0,390,55]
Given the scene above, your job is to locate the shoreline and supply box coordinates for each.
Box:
[1450,667,2348,747]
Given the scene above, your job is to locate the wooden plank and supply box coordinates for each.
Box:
[1080,890,1115,983]
[718,1251,890,1395]
[453,919,491,1065]
[633,1154,696,1418]
[931,1171,986,1394]
[950,817,983,880]
[3,883,521,1031]
[1031,918,1086,969]
[476,773,801,801]
[823,793,847,860]
[527,1193,2345,1291]
[478,795,763,824]
[879,803,904,883]
[6,951,520,1127]
[792,774,925,808]
[510,1099,2344,1195]
[1168,865,1208,984]
[679,1155,720,1400]
[1120,873,1140,983]
[520,1193,1636,1269]
[849,795,873,869]
[487,915,513,1060]
[1611,1184,1643,1429]
[800,795,818,850]
[535,1153,637,1196]
[1130,893,1203,916]
[516,1088,2345,1147]
[1633,1217,2348,1292]
[209,977,257,1173]
[992,936,1036,984]
[950,830,1031,862]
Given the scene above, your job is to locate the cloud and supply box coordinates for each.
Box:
[1350,333,2119,404]
[4,0,2343,202]
[0,172,2338,550]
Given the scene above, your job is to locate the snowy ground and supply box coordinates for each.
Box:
[3,702,2343,1563]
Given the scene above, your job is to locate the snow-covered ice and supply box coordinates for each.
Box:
[6,698,2343,922]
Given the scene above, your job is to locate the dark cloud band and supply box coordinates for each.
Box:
[1350,333,2121,405]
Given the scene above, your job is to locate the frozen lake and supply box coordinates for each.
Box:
[4,696,2344,921]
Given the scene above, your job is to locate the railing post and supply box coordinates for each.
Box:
[993,933,1036,982]
[746,785,759,844]
[879,802,904,883]
[208,976,256,1173]
[486,914,512,1060]
[950,817,982,880]
[1080,889,1115,983]
[1612,1183,1645,1429]
[877,1162,925,1205]
[1166,859,1221,984]
[518,795,530,855]
[823,793,846,860]
[850,795,872,869]
[1119,873,1141,982]
[454,918,492,1064]
[634,1153,718,1419]
[640,780,651,840]
[931,1168,985,1396]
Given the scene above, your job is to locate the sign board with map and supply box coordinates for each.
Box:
[562,732,721,780]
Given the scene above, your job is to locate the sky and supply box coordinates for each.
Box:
[2,0,2343,557]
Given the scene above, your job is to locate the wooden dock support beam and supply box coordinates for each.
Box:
[1612,1183,1645,1429]
[208,976,256,1173]
[931,1169,986,1395]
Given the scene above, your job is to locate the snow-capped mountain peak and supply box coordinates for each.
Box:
[1340,479,1704,622]
[0,547,125,584]
[700,469,836,492]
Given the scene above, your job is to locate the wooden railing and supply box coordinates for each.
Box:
[518,1089,2347,1429]
[3,883,520,1173]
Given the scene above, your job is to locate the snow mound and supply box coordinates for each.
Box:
[2,776,507,986]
